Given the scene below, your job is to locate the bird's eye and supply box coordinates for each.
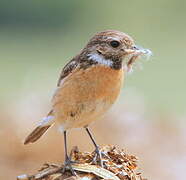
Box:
[110,40,120,48]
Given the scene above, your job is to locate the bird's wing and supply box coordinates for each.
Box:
[51,57,80,108]
[24,57,80,144]
[57,58,79,87]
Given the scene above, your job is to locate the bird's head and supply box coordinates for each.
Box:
[84,30,152,70]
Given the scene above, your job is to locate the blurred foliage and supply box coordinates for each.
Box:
[0,0,186,113]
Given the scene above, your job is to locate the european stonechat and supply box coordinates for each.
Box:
[24,30,152,172]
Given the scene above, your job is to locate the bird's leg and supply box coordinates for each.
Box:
[85,127,103,167]
[62,131,76,175]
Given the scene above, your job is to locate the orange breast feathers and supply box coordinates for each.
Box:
[52,65,125,129]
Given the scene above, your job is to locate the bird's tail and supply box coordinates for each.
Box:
[24,111,54,145]
[24,124,52,144]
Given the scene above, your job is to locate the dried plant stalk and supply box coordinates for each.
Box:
[17,145,147,180]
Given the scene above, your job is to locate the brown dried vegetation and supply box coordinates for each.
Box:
[17,145,147,180]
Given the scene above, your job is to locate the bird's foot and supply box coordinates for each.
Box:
[62,156,77,176]
[92,146,104,167]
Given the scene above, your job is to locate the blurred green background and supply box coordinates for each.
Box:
[1,0,186,113]
[0,1,186,180]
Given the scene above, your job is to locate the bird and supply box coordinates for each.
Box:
[24,30,151,173]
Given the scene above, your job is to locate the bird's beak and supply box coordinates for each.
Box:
[124,45,152,58]
[123,45,152,72]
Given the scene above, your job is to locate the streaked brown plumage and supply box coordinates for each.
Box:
[24,30,151,171]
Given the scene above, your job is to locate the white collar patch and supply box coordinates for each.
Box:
[88,53,113,66]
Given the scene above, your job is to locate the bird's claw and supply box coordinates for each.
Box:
[92,146,104,167]
[62,156,77,176]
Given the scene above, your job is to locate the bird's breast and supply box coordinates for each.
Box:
[52,65,125,129]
